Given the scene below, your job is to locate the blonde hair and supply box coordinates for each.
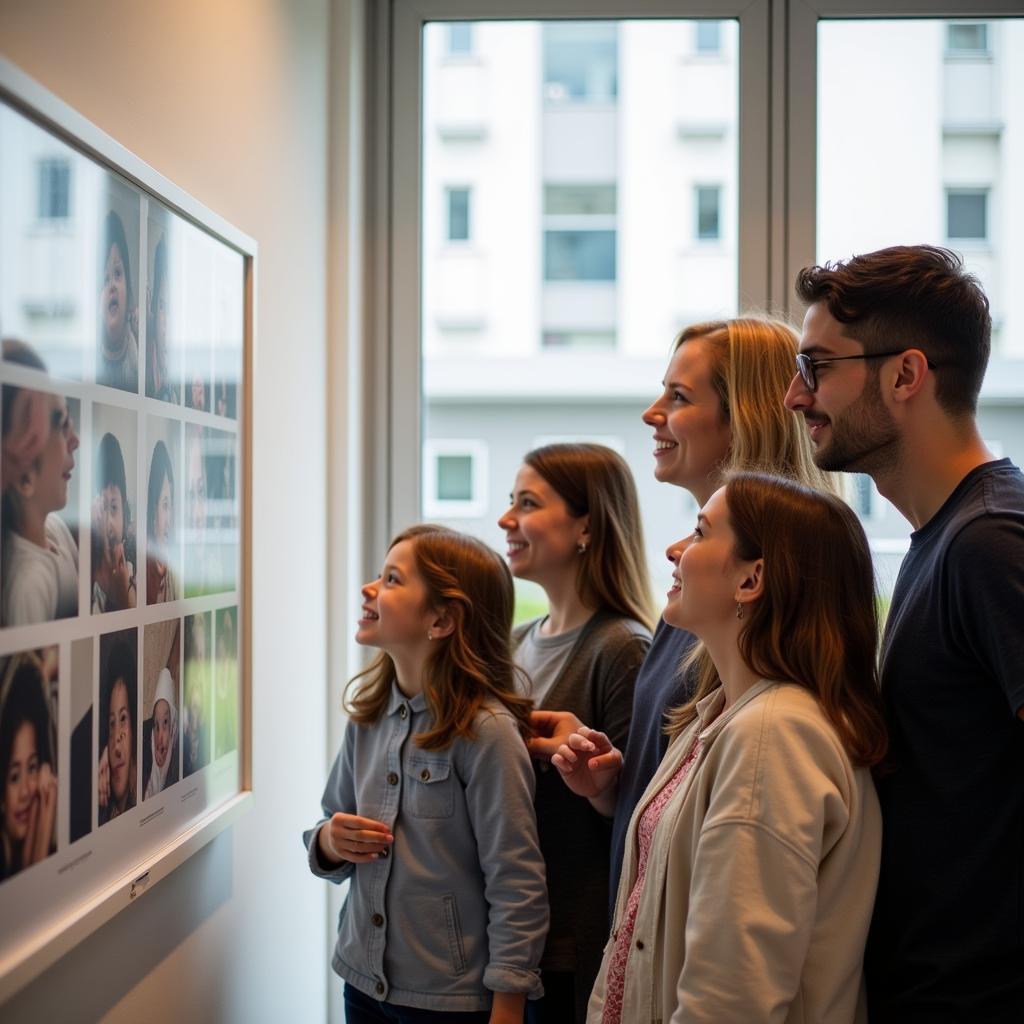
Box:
[676,317,835,492]
[665,318,843,737]
[345,525,532,750]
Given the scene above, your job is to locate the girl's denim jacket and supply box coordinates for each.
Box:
[304,684,548,1012]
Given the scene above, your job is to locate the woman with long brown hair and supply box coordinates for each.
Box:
[555,473,886,1023]
[305,524,547,1024]
[498,443,652,1023]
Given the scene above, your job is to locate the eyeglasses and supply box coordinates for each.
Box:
[794,350,936,393]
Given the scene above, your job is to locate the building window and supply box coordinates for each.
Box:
[544,230,616,281]
[423,440,488,517]
[446,187,471,242]
[543,183,616,281]
[852,475,875,519]
[543,22,618,104]
[544,184,616,216]
[946,188,988,241]
[696,186,722,241]
[37,158,71,221]
[946,22,989,56]
[541,330,616,350]
[447,22,473,55]
[695,21,722,54]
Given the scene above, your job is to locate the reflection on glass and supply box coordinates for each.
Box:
[214,606,238,759]
[146,417,181,605]
[1,341,81,626]
[183,611,211,778]
[96,183,140,393]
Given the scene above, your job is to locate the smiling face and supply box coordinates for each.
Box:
[784,302,900,474]
[152,698,171,769]
[107,678,134,804]
[496,464,587,591]
[641,338,733,501]
[33,394,79,514]
[101,243,128,349]
[356,539,437,656]
[663,487,746,635]
[3,721,39,844]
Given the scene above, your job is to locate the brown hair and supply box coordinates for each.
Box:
[524,443,654,630]
[667,472,887,768]
[795,245,991,416]
[674,318,836,494]
[344,524,532,749]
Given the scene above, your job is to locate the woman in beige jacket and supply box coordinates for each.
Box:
[554,472,888,1024]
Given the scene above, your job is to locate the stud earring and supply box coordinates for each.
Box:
[577,541,588,554]
[427,630,434,640]
[735,602,744,620]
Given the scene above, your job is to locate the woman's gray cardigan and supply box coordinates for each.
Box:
[514,609,651,1023]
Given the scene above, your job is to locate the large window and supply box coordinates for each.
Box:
[383,5,1023,622]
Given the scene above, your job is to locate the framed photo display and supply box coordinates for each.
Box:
[0,59,253,1001]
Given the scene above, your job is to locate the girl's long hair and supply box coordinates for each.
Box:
[524,443,653,630]
[666,472,887,768]
[345,524,532,749]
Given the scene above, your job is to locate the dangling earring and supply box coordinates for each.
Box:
[735,602,744,620]
[427,630,434,640]
[577,541,588,554]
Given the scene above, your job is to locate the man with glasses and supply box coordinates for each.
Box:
[785,244,1024,1022]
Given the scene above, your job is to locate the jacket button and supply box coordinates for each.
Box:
[387,772,399,785]
[372,913,384,927]
[399,704,408,719]
[420,768,431,781]
[375,981,385,995]
[636,940,644,950]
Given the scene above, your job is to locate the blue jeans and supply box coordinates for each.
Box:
[343,983,493,1023]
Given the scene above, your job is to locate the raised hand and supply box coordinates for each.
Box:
[526,709,584,762]
[551,725,623,801]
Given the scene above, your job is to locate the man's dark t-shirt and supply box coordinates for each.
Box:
[609,618,696,912]
[866,459,1024,1022]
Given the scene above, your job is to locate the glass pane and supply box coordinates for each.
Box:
[422,19,740,620]
[437,454,473,500]
[946,190,987,239]
[817,18,1024,592]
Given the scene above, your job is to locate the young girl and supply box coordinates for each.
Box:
[143,667,178,799]
[1,340,80,626]
[305,524,548,1024]
[497,444,651,1023]
[556,473,886,1023]
[98,636,138,825]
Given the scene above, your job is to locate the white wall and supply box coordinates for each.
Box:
[0,1,331,1021]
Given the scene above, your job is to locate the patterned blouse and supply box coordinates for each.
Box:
[602,736,703,1024]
